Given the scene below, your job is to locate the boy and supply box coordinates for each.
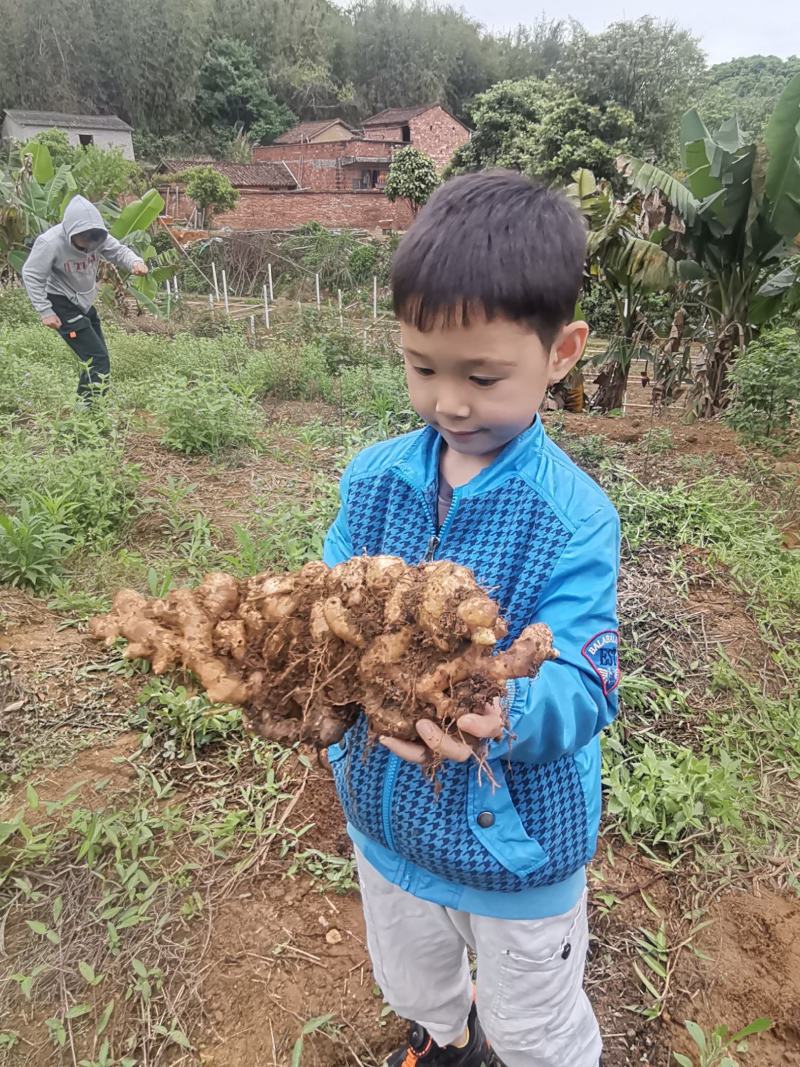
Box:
[21,195,148,400]
[323,170,620,1067]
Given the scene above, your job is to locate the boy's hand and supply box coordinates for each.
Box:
[380,698,505,765]
[42,314,62,329]
[131,261,148,276]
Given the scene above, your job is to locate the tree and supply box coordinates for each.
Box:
[184,167,238,225]
[697,55,800,140]
[196,38,295,144]
[557,17,706,159]
[568,169,700,412]
[621,74,800,414]
[28,129,75,168]
[71,146,142,202]
[447,78,633,187]
[385,147,439,216]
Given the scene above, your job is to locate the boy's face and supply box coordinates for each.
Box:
[401,313,588,460]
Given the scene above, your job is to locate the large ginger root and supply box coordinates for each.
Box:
[91,557,557,750]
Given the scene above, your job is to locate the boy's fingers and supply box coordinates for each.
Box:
[379,735,427,763]
[416,720,472,762]
[458,713,503,739]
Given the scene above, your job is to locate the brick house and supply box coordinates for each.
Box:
[255,104,469,194]
[160,105,468,233]
[156,156,413,232]
[360,105,469,169]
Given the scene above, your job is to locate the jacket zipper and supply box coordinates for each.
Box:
[381,478,461,851]
[381,757,400,849]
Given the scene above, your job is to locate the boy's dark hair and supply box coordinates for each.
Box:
[392,170,587,347]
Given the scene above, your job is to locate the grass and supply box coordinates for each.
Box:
[2,299,799,1063]
[609,474,800,649]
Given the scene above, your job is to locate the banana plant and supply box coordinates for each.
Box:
[619,72,800,414]
[567,168,701,412]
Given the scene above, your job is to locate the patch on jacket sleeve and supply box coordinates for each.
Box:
[581,630,620,695]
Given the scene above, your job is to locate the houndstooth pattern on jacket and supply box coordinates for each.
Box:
[334,465,591,891]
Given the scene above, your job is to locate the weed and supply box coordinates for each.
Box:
[641,427,675,454]
[132,677,243,761]
[286,848,357,893]
[339,360,417,436]
[558,432,620,472]
[290,1013,337,1067]
[223,476,339,574]
[602,724,747,851]
[673,1016,772,1067]
[610,475,800,646]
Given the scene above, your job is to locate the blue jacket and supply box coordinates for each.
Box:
[323,418,620,919]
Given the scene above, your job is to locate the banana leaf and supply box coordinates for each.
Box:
[22,142,54,184]
[748,265,800,324]
[619,157,699,226]
[110,189,164,240]
[764,72,800,241]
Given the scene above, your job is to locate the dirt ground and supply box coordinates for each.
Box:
[3,407,799,1067]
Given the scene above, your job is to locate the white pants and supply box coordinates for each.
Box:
[356,850,602,1067]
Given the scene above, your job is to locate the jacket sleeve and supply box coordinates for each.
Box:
[21,236,57,318]
[98,235,143,272]
[322,462,354,566]
[489,504,621,765]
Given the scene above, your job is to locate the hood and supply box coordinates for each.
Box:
[62,195,107,241]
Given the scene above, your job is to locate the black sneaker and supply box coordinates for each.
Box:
[383,1003,496,1067]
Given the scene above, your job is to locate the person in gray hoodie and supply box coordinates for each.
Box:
[21,195,148,401]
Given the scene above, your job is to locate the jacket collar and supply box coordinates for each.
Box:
[394,417,546,496]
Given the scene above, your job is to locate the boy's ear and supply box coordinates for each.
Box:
[548,321,589,384]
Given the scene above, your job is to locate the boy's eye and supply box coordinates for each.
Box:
[413,366,435,376]
[471,376,499,387]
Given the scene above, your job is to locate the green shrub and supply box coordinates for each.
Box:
[0,288,38,327]
[348,243,378,284]
[0,415,141,546]
[236,342,332,400]
[152,375,264,454]
[339,361,418,436]
[223,476,339,574]
[727,326,800,446]
[0,499,73,592]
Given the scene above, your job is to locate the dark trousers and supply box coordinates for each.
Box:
[48,293,111,400]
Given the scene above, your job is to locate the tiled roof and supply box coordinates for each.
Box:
[162,160,297,189]
[4,109,132,132]
[362,106,433,126]
[273,119,354,144]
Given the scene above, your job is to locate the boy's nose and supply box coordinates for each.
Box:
[435,395,471,420]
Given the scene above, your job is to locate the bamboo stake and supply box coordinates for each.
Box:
[211,262,220,301]
[222,269,230,315]
[268,263,274,301]
[263,285,270,328]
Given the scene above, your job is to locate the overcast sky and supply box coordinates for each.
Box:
[457,0,798,64]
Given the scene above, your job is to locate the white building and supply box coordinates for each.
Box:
[1,110,135,159]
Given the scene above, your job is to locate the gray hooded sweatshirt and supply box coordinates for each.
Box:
[21,195,144,319]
